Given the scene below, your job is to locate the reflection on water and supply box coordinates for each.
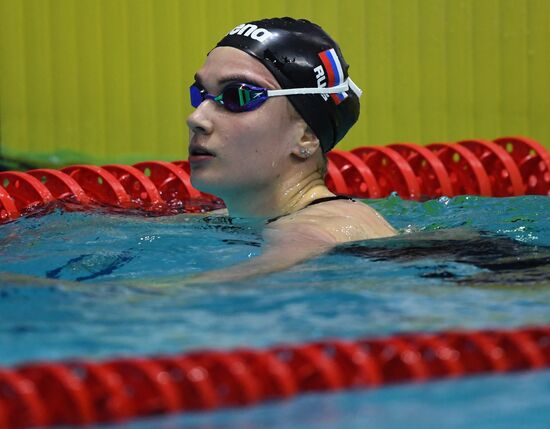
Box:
[337,228,550,287]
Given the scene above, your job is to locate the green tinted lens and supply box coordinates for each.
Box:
[238,87,251,106]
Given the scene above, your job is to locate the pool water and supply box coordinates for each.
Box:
[1,195,550,428]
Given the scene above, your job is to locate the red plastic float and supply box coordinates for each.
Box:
[17,364,95,426]
[456,140,525,197]
[493,136,550,195]
[0,172,54,213]
[309,340,383,387]
[325,159,351,195]
[0,185,20,222]
[0,369,47,428]
[427,143,492,196]
[0,137,549,225]
[155,356,219,410]
[64,361,133,422]
[101,164,164,211]
[351,146,421,200]
[172,160,190,174]
[61,165,131,208]
[1,326,549,429]
[388,143,454,198]
[133,161,200,200]
[399,335,463,378]
[327,150,381,198]
[26,169,91,205]
[233,349,298,399]
[184,351,262,407]
[104,359,181,417]
[132,161,215,212]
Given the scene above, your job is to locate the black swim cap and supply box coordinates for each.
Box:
[215,17,361,153]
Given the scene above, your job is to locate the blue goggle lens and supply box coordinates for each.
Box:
[190,84,204,108]
[189,83,268,113]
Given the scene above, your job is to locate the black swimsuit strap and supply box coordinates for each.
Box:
[266,195,355,224]
[304,195,354,207]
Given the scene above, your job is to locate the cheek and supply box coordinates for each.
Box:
[213,100,297,165]
[247,102,296,149]
[223,110,287,149]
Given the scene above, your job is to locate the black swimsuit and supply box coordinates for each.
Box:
[266,195,355,224]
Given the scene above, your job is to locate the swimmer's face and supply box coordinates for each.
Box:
[187,47,307,197]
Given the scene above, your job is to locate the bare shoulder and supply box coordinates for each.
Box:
[268,199,397,243]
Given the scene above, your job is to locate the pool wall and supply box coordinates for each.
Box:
[1,0,550,168]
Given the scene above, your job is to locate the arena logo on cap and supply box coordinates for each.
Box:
[317,48,348,105]
[228,23,273,43]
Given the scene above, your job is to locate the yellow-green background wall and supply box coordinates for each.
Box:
[1,0,549,167]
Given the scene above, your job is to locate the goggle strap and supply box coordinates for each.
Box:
[348,78,363,98]
[266,78,363,98]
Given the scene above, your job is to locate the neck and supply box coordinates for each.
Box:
[221,167,334,219]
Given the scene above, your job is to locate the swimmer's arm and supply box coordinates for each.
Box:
[0,224,324,287]
[186,223,335,284]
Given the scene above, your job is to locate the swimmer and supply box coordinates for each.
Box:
[187,18,397,282]
[0,18,397,288]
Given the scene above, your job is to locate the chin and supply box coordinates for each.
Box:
[190,171,227,196]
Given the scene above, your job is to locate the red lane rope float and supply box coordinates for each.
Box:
[184,351,263,407]
[0,185,20,223]
[1,325,549,429]
[103,359,181,417]
[0,369,47,428]
[456,140,525,197]
[233,348,298,400]
[26,169,91,205]
[61,165,132,208]
[427,143,493,197]
[155,356,219,410]
[132,161,211,213]
[0,137,549,225]
[351,146,421,200]
[493,136,550,195]
[0,172,54,213]
[63,361,133,422]
[388,143,454,198]
[325,158,351,195]
[101,165,164,211]
[327,150,381,198]
[17,364,95,426]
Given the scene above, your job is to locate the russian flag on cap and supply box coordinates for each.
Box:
[318,48,348,105]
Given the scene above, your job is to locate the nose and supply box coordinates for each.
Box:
[186,102,214,135]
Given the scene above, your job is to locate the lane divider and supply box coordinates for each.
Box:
[493,136,550,195]
[0,136,548,224]
[0,326,549,428]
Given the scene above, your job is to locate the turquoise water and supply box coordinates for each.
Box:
[1,195,550,428]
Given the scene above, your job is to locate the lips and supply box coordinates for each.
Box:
[189,144,215,164]
[190,147,214,156]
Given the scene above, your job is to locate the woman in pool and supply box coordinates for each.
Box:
[187,18,396,282]
[0,18,396,287]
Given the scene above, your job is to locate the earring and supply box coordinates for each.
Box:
[300,148,311,157]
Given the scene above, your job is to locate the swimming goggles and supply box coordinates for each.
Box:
[190,78,362,113]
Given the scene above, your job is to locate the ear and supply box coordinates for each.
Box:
[291,125,321,159]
